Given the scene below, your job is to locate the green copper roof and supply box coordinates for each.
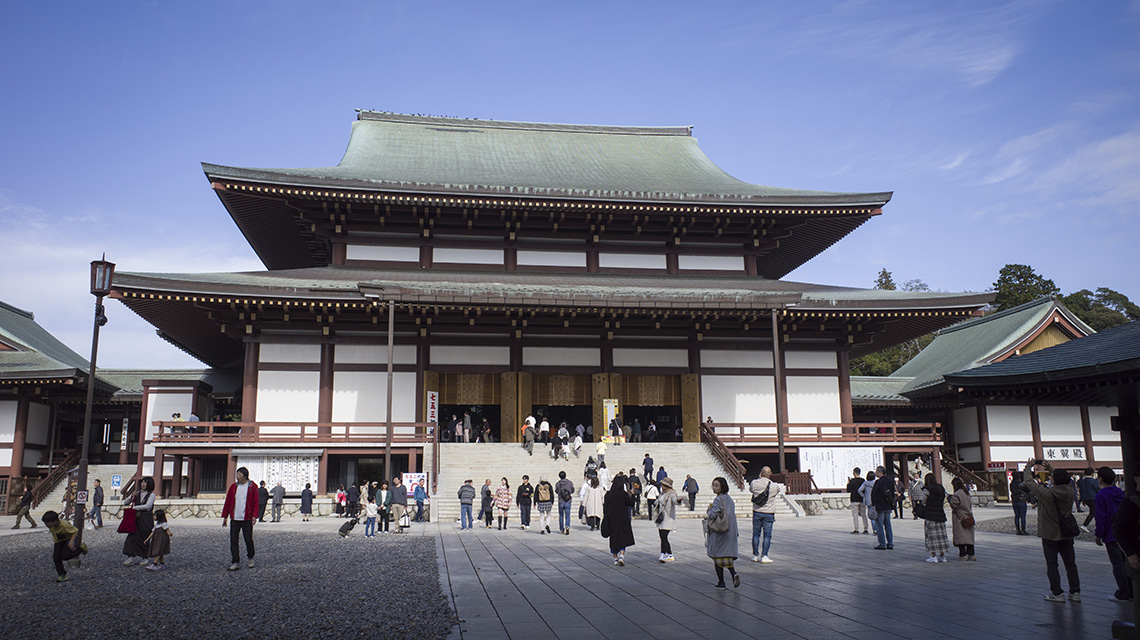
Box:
[851,376,914,406]
[204,112,892,206]
[0,300,91,379]
[892,296,1094,397]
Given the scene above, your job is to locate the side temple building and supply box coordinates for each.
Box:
[20,112,998,498]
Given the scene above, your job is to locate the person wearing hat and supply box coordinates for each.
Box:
[656,477,683,563]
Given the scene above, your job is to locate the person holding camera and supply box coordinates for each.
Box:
[1025,458,1081,603]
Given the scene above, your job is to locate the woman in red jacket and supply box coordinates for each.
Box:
[221,466,259,571]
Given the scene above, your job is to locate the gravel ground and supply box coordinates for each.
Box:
[975,513,1100,543]
[0,526,456,640]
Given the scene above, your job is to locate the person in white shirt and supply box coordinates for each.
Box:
[539,418,550,445]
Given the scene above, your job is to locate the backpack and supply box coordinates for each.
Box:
[751,481,771,507]
[536,483,552,502]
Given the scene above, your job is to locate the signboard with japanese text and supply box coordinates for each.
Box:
[1043,447,1086,462]
[426,391,439,425]
[403,472,427,499]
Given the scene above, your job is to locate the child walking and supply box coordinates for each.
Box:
[144,509,172,570]
[364,497,379,537]
[42,510,87,582]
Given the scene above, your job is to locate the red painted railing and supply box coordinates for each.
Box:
[711,422,941,444]
[152,421,434,445]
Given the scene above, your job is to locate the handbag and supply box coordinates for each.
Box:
[706,497,730,533]
[1051,492,1081,538]
[961,515,975,528]
[655,502,666,525]
[912,501,926,519]
[117,508,137,534]
[600,516,610,538]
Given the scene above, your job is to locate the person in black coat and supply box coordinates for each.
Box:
[300,483,314,522]
[602,475,635,566]
[1113,465,1140,630]
[258,481,270,523]
[346,483,360,519]
[870,467,896,550]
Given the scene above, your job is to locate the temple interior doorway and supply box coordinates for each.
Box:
[440,404,502,442]
[531,404,593,441]
[621,405,682,441]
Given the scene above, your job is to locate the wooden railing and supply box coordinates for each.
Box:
[152,421,434,445]
[941,452,993,492]
[31,449,80,509]
[699,421,748,490]
[711,422,941,444]
[772,471,821,495]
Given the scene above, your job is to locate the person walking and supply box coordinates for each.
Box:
[535,475,555,534]
[517,475,533,530]
[597,462,611,491]
[1094,466,1132,602]
[121,477,156,566]
[1112,466,1140,623]
[335,485,346,517]
[495,478,512,530]
[558,423,571,461]
[378,481,392,532]
[363,497,379,537]
[948,478,976,561]
[523,422,536,456]
[221,467,258,571]
[583,475,605,531]
[750,466,784,563]
[143,509,173,570]
[556,471,575,535]
[1078,468,1101,533]
[629,471,642,516]
[258,481,271,523]
[11,483,36,529]
[656,466,668,485]
[300,483,314,522]
[871,466,895,551]
[596,439,607,465]
[908,472,926,521]
[463,411,473,444]
[645,480,660,519]
[656,477,682,562]
[1010,475,1030,535]
[457,479,476,530]
[847,467,868,534]
[270,481,285,522]
[390,476,408,532]
[683,475,700,511]
[602,476,635,566]
[90,479,104,528]
[413,482,426,523]
[539,417,550,445]
[478,479,494,529]
[643,454,654,483]
[860,471,878,536]
[706,477,740,589]
[894,475,907,519]
[922,473,950,563]
[1025,458,1081,602]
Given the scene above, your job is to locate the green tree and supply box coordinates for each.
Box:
[874,268,897,291]
[1063,288,1139,331]
[992,264,1060,311]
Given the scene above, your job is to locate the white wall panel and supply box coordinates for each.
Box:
[331,371,416,422]
[345,244,421,262]
[259,343,321,364]
[701,350,773,369]
[430,345,510,366]
[990,445,1035,462]
[1095,445,1124,463]
[256,371,320,422]
[786,376,841,423]
[145,391,196,447]
[0,401,17,443]
[1090,406,1120,440]
[613,348,688,368]
[434,248,504,265]
[1038,406,1083,440]
[0,449,11,467]
[677,255,743,271]
[700,375,776,423]
[26,402,50,445]
[523,347,599,367]
[986,405,1033,441]
[335,344,417,365]
[954,407,979,443]
[517,250,587,267]
[598,253,667,269]
[785,351,837,369]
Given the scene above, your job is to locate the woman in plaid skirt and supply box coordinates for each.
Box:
[922,473,951,563]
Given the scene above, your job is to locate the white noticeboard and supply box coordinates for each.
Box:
[798,447,883,491]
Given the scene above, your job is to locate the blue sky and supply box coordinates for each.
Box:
[2,1,1138,368]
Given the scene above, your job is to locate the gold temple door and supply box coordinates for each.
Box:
[681,373,700,443]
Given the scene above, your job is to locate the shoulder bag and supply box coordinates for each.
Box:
[706,497,731,533]
[117,507,137,534]
[1051,492,1081,538]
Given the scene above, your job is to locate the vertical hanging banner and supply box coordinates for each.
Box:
[603,399,619,429]
[426,390,439,425]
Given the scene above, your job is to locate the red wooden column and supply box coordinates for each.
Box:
[172,454,184,498]
[318,343,334,429]
[1029,405,1044,461]
[241,342,258,422]
[9,396,29,477]
[408,449,417,473]
[153,447,165,497]
[976,404,992,470]
[225,450,237,489]
[1079,405,1095,465]
[838,350,853,424]
[317,449,328,494]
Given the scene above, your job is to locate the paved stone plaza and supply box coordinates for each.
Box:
[1,507,1130,639]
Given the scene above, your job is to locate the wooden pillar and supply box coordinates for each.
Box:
[681,374,700,443]
[744,253,758,277]
[189,458,201,497]
[415,343,428,422]
[153,447,165,498]
[317,449,328,494]
[172,454,184,498]
[591,373,608,441]
[1029,404,1044,461]
[500,371,517,443]
[932,446,943,485]
[331,242,347,265]
[408,449,417,473]
[838,350,853,424]
[241,342,259,422]
[318,343,334,427]
[1080,405,1095,466]
[419,245,433,269]
[586,250,599,273]
[666,252,679,275]
[1118,384,1140,498]
[225,450,236,488]
[976,404,991,470]
[505,247,517,271]
[9,396,29,477]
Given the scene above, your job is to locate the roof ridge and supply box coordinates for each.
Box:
[355,110,694,137]
[936,295,1055,335]
[0,300,34,319]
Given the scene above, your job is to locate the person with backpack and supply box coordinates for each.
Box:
[628,470,642,516]
[749,466,784,563]
[1025,458,1081,602]
[555,471,575,535]
[534,475,555,534]
[644,480,660,519]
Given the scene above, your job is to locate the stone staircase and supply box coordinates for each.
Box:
[31,464,136,519]
[429,442,798,522]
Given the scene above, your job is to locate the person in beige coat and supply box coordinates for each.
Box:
[948,478,975,561]
[655,477,683,563]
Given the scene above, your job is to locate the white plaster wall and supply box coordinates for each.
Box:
[598,253,667,269]
[786,376,841,424]
[523,347,599,367]
[346,244,421,262]
[255,371,320,422]
[701,350,773,369]
[260,343,321,364]
[0,449,11,467]
[785,351,838,369]
[677,255,744,271]
[331,371,417,422]
[1095,445,1124,463]
[700,375,776,423]
[434,247,504,265]
[517,250,587,267]
[0,401,17,443]
[986,405,1033,441]
[144,391,196,458]
[954,407,979,443]
[1038,406,1083,440]
[430,345,510,366]
[335,344,417,365]
[958,445,982,463]
[26,402,50,445]
[1090,406,1120,440]
[612,348,688,368]
[990,445,1035,462]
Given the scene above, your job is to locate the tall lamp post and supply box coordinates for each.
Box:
[74,256,115,540]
